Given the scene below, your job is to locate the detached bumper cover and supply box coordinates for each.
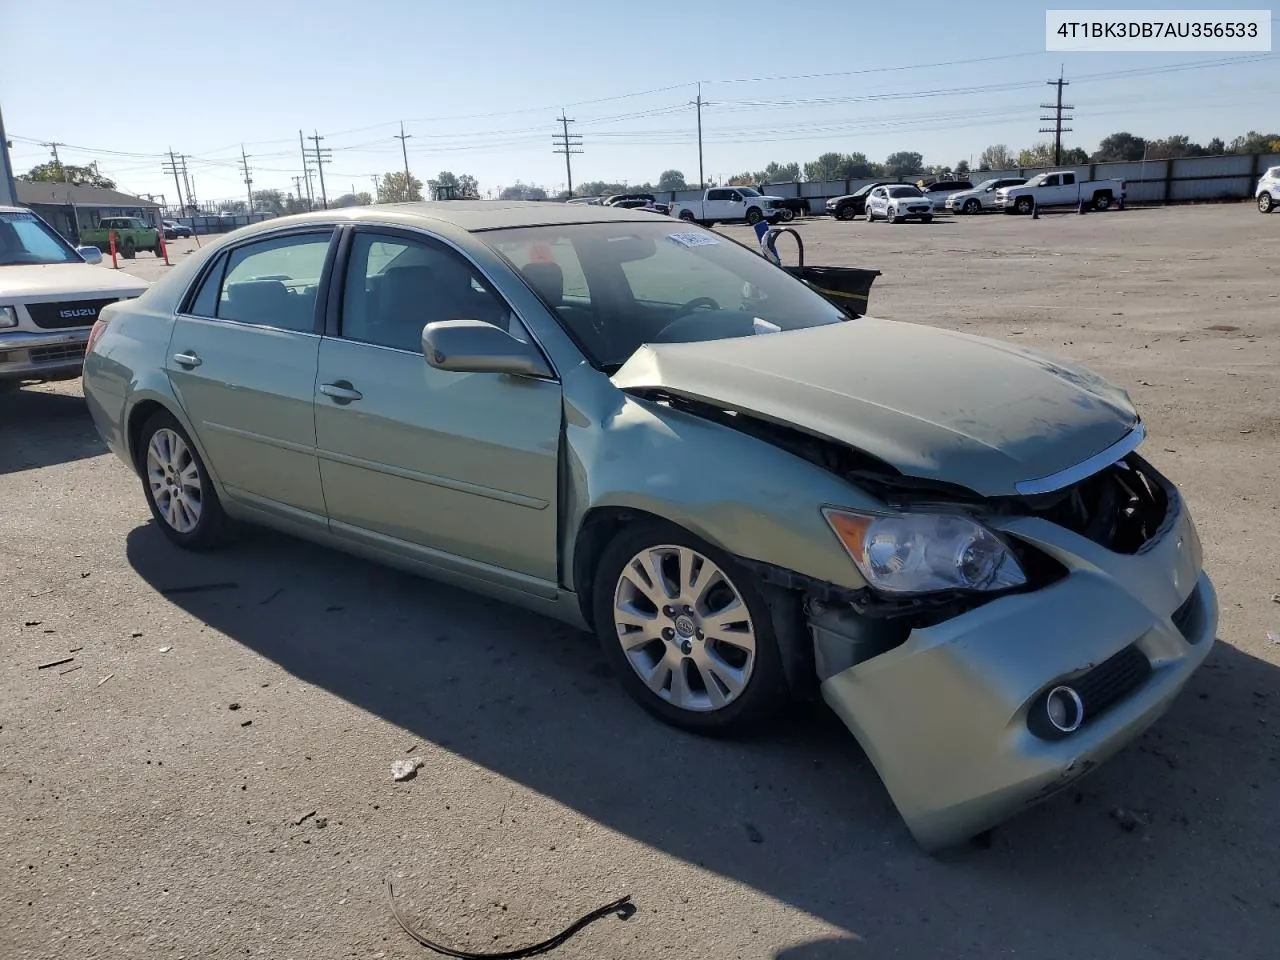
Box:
[819,492,1216,850]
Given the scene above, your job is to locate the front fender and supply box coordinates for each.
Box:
[559,369,876,595]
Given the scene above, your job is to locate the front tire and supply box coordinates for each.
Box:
[778,207,795,222]
[839,205,857,221]
[864,206,875,222]
[921,215,933,223]
[745,207,763,225]
[1015,197,1033,215]
[963,198,981,214]
[122,239,137,259]
[1259,193,1275,213]
[592,520,788,736]
[137,410,229,550]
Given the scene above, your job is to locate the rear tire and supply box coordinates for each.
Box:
[1259,193,1275,213]
[1093,193,1112,211]
[137,409,230,551]
[592,519,788,737]
[778,207,795,222]
[679,210,696,223]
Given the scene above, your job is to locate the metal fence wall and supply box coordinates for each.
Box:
[647,153,1279,213]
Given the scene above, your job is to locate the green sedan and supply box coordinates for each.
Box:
[81,202,1217,851]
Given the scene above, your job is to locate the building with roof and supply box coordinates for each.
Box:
[14,180,161,244]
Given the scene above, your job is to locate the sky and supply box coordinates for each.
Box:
[2,0,1277,205]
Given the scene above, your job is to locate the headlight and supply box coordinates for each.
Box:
[823,508,1027,595]
[0,306,17,328]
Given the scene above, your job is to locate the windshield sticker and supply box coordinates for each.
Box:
[0,211,38,222]
[667,232,719,247]
[752,317,782,335]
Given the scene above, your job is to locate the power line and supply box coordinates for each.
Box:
[552,112,582,197]
[1039,67,1074,166]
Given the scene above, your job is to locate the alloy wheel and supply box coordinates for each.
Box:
[146,427,203,534]
[611,544,757,712]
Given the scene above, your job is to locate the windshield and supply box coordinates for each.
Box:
[0,210,82,266]
[736,187,761,196]
[887,186,923,198]
[481,221,848,370]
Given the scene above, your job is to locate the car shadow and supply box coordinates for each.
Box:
[125,522,1278,958]
[0,383,107,475]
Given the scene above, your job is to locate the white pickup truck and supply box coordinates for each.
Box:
[995,171,1125,214]
[1,206,149,390]
[670,187,787,226]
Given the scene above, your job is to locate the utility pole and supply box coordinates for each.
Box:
[1039,67,1074,166]
[298,130,315,210]
[372,173,381,199]
[552,112,582,198]
[307,130,331,209]
[394,122,413,197]
[0,103,18,206]
[690,83,708,189]
[182,157,195,211]
[163,149,186,213]
[240,145,253,213]
[291,175,305,208]
[43,141,69,182]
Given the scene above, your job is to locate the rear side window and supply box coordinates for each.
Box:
[215,232,333,332]
[187,253,226,317]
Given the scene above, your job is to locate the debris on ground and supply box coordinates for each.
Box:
[68,646,83,653]
[392,757,425,782]
[37,656,74,670]
[229,702,241,711]
[240,720,252,727]
[1267,633,1280,645]
[159,581,239,596]
[294,810,317,826]
[58,664,82,676]
[1110,807,1150,833]
[97,674,114,687]
[158,646,172,653]
[385,876,634,958]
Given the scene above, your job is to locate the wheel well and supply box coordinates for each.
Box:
[572,506,657,621]
[126,399,166,474]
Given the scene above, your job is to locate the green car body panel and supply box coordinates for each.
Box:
[82,203,1217,851]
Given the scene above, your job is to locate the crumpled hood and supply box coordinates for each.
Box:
[611,317,1139,498]
[1,263,149,301]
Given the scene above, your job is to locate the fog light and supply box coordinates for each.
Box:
[1045,686,1084,733]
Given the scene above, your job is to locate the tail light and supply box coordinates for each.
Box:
[86,315,112,354]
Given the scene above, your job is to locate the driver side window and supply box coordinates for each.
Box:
[340,232,525,353]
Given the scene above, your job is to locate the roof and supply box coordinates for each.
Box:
[231,199,664,234]
[14,181,161,208]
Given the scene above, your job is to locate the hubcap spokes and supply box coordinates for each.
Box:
[146,428,203,534]
[613,545,756,712]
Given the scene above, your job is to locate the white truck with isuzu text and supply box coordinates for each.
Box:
[1,206,149,390]
[670,187,787,226]
[995,171,1126,214]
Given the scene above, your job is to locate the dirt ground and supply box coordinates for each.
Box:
[2,205,1278,960]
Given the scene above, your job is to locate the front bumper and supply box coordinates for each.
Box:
[0,328,90,381]
[818,490,1217,851]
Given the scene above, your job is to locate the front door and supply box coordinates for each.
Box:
[313,228,562,583]
[165,228,335,524]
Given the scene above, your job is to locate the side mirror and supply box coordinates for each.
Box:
[77,246,104,265]
[985,186,994,192]
[422,318,553,379]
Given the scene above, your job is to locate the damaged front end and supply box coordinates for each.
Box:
[804,453,1215,851]
[622,384,1216,851]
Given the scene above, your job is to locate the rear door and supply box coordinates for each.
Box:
[165,227,337,527]
[704,189,734,220]
[1059,172,1078,203]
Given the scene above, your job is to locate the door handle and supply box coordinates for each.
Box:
[172,351,202,368]
[320,381,363,403]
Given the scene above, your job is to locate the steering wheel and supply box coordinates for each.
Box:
[672,296,720,318]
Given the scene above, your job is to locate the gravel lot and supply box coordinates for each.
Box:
[2,206,1278,960]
